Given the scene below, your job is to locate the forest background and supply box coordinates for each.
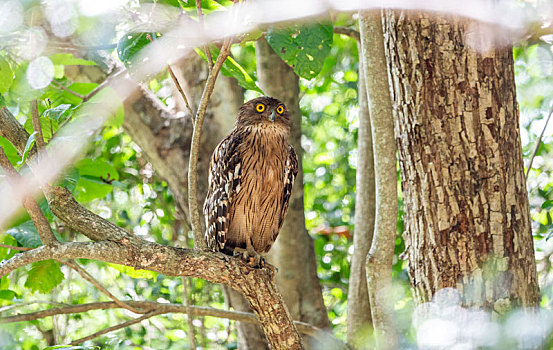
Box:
[0,0,553,349]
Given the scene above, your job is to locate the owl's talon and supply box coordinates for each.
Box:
[233,247,264,268]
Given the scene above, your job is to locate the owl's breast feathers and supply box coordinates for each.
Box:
[203,126,298,253]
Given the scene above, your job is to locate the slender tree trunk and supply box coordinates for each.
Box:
[383,11,540,309]
[346,42,375,349]
[255,38,331,344]
[359,11,398,350]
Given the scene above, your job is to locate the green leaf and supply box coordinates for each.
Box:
[43,104,72,122]
[24,260,64,294]
[17,131,36,166]
[59,168,79,192]
[49,53,96,66]
[0,56,14,93]
[180,0,227,13]
[7,221,42,248]
[0,290,16,300]
[59,83,98,104]
[0,235,19,260]
[23,116,58,144]
[74,158,119,202]
[107,263,158,280]
[266,21,333,79]
[196,48,263,93]
[0,135,21,164]
[117,32,160,68]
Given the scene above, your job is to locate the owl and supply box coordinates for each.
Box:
[203,96,298,267]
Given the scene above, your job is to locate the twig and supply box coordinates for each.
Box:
[51,71,119,104]
[51,81,85,100]
[30,100,46,149]
[526,104,553,181]
[182,276,197,348]
[188,38,233,249]
[0,147,57,245]
[0,244,31,251]
[333,26,361,41]
[196,0,213,71]
[1,300,337,342]
[60,259,145,314]
[168,65,195,118]
[69,310,163,345]
[179,229,197,348]
[0,301,68,314]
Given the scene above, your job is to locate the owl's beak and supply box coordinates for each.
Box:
[268,110,276,122]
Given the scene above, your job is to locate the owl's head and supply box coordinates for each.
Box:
[237,96,290,132]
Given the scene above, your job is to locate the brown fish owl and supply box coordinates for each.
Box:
[203,96,298,267]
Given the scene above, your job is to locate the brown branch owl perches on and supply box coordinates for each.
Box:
[203,96,298,268]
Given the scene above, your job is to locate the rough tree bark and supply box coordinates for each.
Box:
[358,11,399,350]
[256,38,331,330]
[383,11,541,309]
[346,42,375,349]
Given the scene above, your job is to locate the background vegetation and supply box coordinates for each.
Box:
[0,0,552,348]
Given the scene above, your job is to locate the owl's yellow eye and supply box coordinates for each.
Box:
[276,105,284,114]
[255,103,266,113]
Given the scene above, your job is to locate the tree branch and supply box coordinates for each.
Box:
[168,65,194,118]
[69,310,164,345]
[0,148,57,245]
[30,100,46,150]
[1,300,342,347]
[196,0,213,71]
[0,239,303,349]
[0,244,31,251]
[188,38,233,249]
[333,26,361,41]
[525,103,553,180]
[60,259,145,314]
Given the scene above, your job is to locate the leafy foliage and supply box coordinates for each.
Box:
[7,221,43,248]
[266,21,333,79]
[196,47,264,93]
[24,260,64,294]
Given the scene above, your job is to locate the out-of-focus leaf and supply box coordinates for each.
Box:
[59,168,79,192]
[0,56,14,93]
[0,136,21,164]
[107,263,158,280]
[74,158,119,202]
[0,290,15,300]
[266,21,333,79]
[117,32,160,69]
[7,221,42,248]
[17,131,36,165]
[0,235,19,260]
[196,48,263,93]
[49,53,96,66]
[24,260,64,294]
[43,104,72,122]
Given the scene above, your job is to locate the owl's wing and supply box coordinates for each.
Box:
[277,145,299,231]
[203,133,243,251]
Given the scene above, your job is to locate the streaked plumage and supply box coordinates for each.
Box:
[203,96,298,266]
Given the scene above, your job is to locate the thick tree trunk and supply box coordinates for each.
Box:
[383,12,540,309]
[256,38,331,336]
